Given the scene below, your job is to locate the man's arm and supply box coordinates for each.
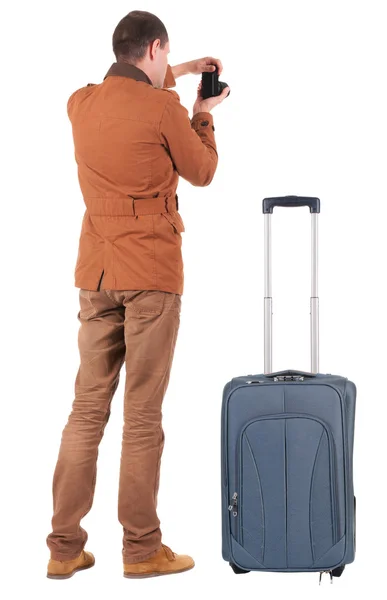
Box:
[163,65,176,88]
[164,56,224,87]
[160,90,217,187]
[171,57,224,79]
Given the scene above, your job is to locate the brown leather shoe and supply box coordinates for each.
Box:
[123,543,195,578]
[47,549,95,579]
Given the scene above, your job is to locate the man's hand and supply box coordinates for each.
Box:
[187,56,223,76]
[193,80,230,115]
[171,57,223,79]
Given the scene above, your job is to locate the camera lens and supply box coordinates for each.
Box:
[218,80,230,97]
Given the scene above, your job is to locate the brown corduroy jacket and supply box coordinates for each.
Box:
[67,62,218,295]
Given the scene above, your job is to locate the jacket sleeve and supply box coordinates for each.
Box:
[159,90,218,187]
[163,64,176,88]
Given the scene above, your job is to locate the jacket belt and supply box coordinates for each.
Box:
[85,194,178,216]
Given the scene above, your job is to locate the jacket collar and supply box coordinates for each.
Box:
[103,62,153,85]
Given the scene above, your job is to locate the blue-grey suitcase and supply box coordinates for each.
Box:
[221,197,356,583]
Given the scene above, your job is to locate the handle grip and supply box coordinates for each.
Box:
[262,195,320,214]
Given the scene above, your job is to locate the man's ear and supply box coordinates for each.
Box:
[150,38,160,60]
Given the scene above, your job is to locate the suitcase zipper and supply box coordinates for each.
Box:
[228,492,239,541]
[228,492,238,516]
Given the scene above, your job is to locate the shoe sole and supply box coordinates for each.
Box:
[47,560,95,580]
[123,563,195,579]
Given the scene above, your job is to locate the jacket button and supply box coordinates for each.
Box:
[200,120,209,126]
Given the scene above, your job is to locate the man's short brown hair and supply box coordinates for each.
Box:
[112,10,169,63]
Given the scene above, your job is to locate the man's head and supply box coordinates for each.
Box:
[112,10,170,88]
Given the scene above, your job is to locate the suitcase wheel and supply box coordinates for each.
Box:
[229,562,250,574]
[331,565,345,578]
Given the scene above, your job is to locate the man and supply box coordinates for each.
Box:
[46,10,229,580]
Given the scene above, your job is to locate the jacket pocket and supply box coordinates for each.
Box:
[161,211,185,233]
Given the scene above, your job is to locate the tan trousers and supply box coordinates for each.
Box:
[46,285,181,564]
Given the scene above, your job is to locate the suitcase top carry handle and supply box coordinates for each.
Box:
[265,369,317,379]
[262,195,320,214]
[264,196,320,374]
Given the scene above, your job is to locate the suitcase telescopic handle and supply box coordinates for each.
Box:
[262,195,320,214]
[263,195,320,375]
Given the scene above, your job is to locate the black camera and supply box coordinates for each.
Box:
[201,66,230,100]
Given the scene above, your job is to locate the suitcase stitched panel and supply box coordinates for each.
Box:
[235,414,338,568]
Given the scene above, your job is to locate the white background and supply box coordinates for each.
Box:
[2,0,386,597]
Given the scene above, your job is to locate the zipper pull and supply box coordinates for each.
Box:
[228,492,238,516]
